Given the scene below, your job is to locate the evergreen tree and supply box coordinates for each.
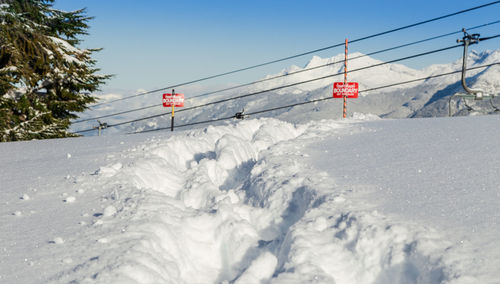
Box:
[0,0,110,141]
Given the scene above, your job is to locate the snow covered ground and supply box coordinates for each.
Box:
[1,114,499,283]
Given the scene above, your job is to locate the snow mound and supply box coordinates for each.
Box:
[3,116,500,283]
[46,118,472,283]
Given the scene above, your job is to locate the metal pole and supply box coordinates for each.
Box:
[457,29,483,98]
[343,38,348,119]
[450,29,485,116]
[171,89,175,131]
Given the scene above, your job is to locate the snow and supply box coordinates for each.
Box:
[2,87,27,101]
[63,196,76,203]
[0,66,18,72]
[306,116,500,282]
[48,36,86,65]
[0,3,9,17]
[2,115,500,283]
[51,237,65,245]
[2,36,500,283]
[48,36,83,55]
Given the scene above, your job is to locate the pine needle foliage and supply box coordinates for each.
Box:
[0,0,110,141]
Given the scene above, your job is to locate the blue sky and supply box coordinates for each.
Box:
[53,0,500,93]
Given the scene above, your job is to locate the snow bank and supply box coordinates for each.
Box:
[2,116,500,283]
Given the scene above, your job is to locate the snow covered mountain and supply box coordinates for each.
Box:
[98,49,500,134]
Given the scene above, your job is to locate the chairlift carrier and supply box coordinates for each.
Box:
[449,29,499,116]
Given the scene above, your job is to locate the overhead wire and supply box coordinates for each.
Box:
[172,45,463,112]
[74,42,472,134]
[87,1,500,108]
[189,19,500,100]
[73,19,500,124]
[73,103,161,123]
[131,62,500,134]
[479,34,500,41]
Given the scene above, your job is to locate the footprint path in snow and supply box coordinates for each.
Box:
[52,118,454,283]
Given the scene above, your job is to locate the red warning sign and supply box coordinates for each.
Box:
[333,82,359,98]
[162,93,185,107]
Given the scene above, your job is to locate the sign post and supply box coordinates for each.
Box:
[162,90,184,131]
[332,38,359,118]
[343,39,348,118]
[333,82,359,99]
[171,91,175,132]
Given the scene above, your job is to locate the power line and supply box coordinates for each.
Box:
[130,62,500,134]
[73,43,468,134]
[479,34,500,41]
[74,102,160,123]
[73,19,500,124]
[190,19,500,100]
[174,45,462,112]
[73,43,471,133]
[88,1,500,108]
[75,32,500,134]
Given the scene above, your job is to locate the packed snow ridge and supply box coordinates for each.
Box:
[2,115,500,283]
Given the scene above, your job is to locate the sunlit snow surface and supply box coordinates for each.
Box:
[1,116,500,283]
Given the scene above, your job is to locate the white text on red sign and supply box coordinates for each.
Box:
[333,82,359,98]
[162,93,185,107]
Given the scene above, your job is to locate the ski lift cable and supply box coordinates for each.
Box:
[188,19,500,100]
[73,19,500,125]
[74,43,464,133]
[129,62,500,135]
[87,1,500,108]
[78,62,500,135]
[75,59,500,135]
[479,34,500,41]
[73,103,161,124]
[171,45,463,114]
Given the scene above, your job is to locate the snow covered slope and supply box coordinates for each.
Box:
[2,115,500,283]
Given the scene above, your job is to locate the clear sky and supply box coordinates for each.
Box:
[52,0,500,94]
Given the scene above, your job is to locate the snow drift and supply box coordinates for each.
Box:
[2,115,500,283]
